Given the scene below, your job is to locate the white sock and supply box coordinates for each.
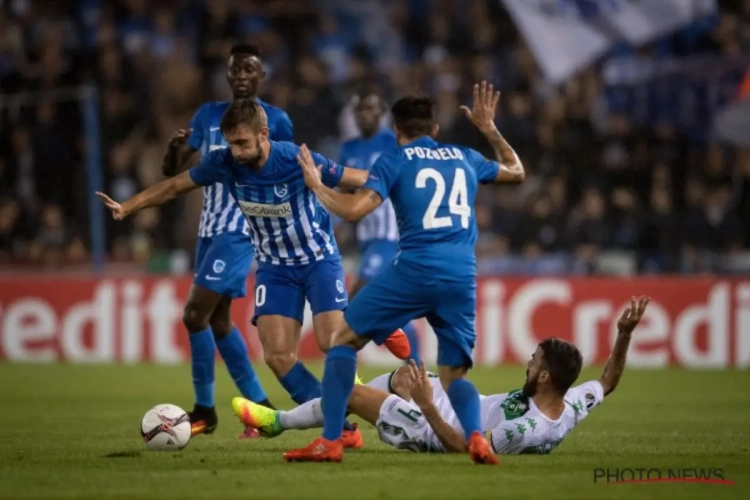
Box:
[279,398,324,430]
[366,372,394,392]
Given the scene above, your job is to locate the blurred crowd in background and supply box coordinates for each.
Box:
[1,0,749,275]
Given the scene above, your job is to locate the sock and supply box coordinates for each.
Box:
[366,372,393,392]
[215,327,268,403]
[402,322,421,365]
[446,378,483,439]
[189,328,215,408]
[321,345,358,441]
[279,362,322,404]
[279,398,324,430]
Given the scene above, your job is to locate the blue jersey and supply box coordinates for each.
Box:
[339,129,399,248]
[187,99,294,238]
[189,141,343,266]
[363,136,499,278]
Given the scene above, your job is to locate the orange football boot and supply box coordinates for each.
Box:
[284,437,343,463]
[341,423,364,449]
[383,328,411,360]
[468,431,499,465]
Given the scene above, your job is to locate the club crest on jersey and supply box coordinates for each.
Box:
[274,184,288,198]
[501,390,530,420]
[212,260,226,274]
[336,280,344,293]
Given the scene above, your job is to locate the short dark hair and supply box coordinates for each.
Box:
[538,338,583,396]
[230,43,260,58]
[220,99,267,135]
[391,95,436,139]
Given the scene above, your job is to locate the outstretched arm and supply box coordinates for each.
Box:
[406,362,468,453]
[600,296,650,396]
[97,170,200,220]
[299,145,383,221]
[460,81,525,184]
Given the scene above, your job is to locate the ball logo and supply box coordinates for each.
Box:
[274,184,288,198]
[336,280,344,293]
[212,260,226,274]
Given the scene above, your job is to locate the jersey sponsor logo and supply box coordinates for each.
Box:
[209,126,220,132]
[238,200,292,218]
[274,184,288,198]
[335,297,346,303]
[208,145,226,151]
[204,275,222,281]
[403,146,464,161]
[212,260,226,274]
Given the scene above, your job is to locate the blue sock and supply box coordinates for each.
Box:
[279,362,322,404]
[446,378,483,439]
[402,322,421,366]
[321,345,358,441]
[215,327,268,403]
[189,328,215,408]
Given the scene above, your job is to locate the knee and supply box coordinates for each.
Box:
[390,366,411,398]
[183,303,210,333]
[209,316,233,339]
[330,328,367,351]
[263,350,297,377]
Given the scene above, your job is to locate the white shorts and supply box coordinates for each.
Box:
[376,395,443,453]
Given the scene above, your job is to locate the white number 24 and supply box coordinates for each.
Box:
[415,168,471,230]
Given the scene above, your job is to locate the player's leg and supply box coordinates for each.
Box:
[285,262,427,462]
[232,384,388,436]
[210,297,272,408]
[354,243,420,362]
[182,282,224,435]
[253,265,322,405]
[429,279,497,465]
[305,256,366,447]
[205,235,272,410]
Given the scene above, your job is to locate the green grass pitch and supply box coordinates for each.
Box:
[0,363,747,499]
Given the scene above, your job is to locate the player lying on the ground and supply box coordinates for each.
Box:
[233,296,649,455]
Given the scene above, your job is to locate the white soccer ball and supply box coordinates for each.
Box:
[141,404,191,451]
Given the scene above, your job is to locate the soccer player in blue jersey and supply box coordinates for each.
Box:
[159,43,292,438]
[96,99,411,449]
[284,81,526,464]
[338,86,421,365]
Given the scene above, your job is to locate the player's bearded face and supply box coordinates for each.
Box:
[522,368,540,397]
[228,127,268,167]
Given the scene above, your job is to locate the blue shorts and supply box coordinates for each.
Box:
[344,260,476,368]
[357,240,399,280]
[193,233,254,298]
[252,255,347,325]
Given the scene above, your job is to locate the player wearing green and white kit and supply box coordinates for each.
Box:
[233,296,649,456]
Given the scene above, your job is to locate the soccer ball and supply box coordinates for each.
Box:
[141,404,191,451]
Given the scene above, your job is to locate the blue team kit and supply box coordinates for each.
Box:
[344,136,500,368]
[339,129,401,279]
[189,142,350,324]
[187,99,293,298]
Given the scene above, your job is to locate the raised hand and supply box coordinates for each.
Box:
[296,144,322,190]
[95,192,126,220]
[168,128,193,149]
[617,296,650,335]
[459,81,501,135]
[406,360,434,409]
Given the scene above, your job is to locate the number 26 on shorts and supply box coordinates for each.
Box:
[416,167,471,230]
